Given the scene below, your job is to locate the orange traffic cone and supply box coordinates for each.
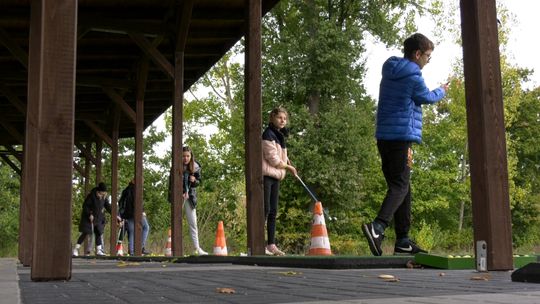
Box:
[308,201,332,256]
[164,228,172,257]
[115,241,124,256]
[213,221,228,256]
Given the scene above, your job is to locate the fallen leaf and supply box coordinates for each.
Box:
[439,272,446,276]
[277,271,302,276]
[383,278,400,282]
[470,276,489,281]
[378,274,395,280]
[216,287,236,294]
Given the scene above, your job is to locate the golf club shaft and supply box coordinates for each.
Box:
[295,175,318,202]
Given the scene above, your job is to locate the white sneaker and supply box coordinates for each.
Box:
[265,247,274,256]
[196,247,208,255]
[96,245,106,256]
[266,244,285,256]
[72,248,79,257]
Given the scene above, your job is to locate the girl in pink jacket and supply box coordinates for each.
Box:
[262,107,297,255]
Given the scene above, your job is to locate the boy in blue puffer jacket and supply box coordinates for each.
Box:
[362,33,449,256]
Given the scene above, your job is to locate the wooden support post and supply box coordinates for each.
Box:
[83,142,92,255]
[244,0,265,256]
[460,0,513,270]
[171,51,184,256]
[134,59,149,256]
[109,108,120,255]
[30,0,77,281]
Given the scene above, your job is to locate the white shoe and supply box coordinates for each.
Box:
[96,245,106,256]
[72,248,79,257]
[196,247,208,255]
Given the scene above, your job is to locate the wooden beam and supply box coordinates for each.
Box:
[109,106,120,255]
[0,120,24,144]
[0,154,21,175]
[134,59,149,256]
[83,120,113,147]
[128,32,174,78]
[75,142,97,165]
[0,26,29,69]
[102,87,136,124]
[95,140,102,183]
[0,83,27,114]
[2,145,23,162]
[460,0,513,270]
[244,0,265,256]
[30,0,77,281]
[73,161,84,176]
[176,0,194,52]
[171,51,184,256]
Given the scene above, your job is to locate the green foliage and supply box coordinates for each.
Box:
[0,163,20,257]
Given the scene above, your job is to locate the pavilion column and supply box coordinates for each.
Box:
[244,0,264,256]
[460,0,513,270]
[109,108,120,255]
[29,0,77,280]
[171,51,184,256]
[134,59,149,256]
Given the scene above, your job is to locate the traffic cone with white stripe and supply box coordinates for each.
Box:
[164,228,172,257]
[115,241,124,256]
[213,221,228,256]
[308,201,332,256]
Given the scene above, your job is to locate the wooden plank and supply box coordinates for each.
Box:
[30,0,77,281]
[0,26,29,69]
[0,83,27,114]
[244,0,265,256]
[83,120,113,147]
[128,32,174,79]
[459,0,513,270]
[176,0,194,52]
[134,59,149,256]
[171,51,184,256]
[102,87,136,124]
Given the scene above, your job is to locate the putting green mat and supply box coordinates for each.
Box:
[414,253,537,269]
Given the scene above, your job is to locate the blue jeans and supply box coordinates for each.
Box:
[124,215,150,254]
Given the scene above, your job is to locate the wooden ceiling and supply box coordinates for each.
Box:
[0,0,279,147]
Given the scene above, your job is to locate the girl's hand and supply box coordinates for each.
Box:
[287,165,298,177]
[183,192,189,200]
[189,175,196,182]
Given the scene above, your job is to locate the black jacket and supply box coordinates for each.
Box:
[168,161,201,208]
[78,187,111,234]
[118,183,135,219]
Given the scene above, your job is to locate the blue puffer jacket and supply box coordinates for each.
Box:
[375,56,446,143]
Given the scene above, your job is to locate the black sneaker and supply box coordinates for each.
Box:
[362,222,384,256]
[394,240,427,255]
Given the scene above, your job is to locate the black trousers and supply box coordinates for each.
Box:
[376,140,412,240]
[263,176,280,245]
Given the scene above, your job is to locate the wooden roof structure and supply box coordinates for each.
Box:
[0,0,277,145]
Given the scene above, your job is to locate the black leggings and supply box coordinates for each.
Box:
[263,176,280,245]
[76,226,103,246]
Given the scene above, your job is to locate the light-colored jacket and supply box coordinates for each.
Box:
[262,128,288,180]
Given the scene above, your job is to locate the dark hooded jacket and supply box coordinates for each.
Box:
[78,187,111,234]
